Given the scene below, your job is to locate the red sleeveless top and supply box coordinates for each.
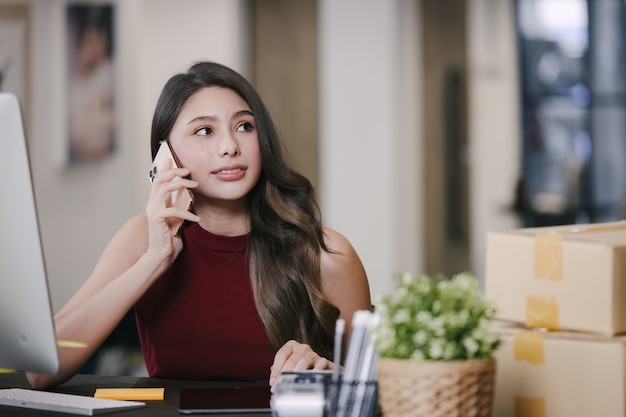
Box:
[135,223,275,381]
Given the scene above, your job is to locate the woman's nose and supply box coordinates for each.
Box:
[218,133,240,157]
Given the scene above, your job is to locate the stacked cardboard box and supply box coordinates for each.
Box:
[484,221,626,417]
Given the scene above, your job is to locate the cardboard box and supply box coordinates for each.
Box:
[494,323,626,417]
[485,221,626,335]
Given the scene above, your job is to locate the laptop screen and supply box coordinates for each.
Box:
[0,92,59,374]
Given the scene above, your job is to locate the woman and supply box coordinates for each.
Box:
[27,61,371,391]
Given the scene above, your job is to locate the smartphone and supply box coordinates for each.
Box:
[178,386,272,415]
[148,140,194,236]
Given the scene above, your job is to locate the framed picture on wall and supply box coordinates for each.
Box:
[66,3,115,163]
[0,5,29,117]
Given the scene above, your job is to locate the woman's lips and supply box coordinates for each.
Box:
[212,165,247,181]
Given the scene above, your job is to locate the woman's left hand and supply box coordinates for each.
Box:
[269,340,333,392]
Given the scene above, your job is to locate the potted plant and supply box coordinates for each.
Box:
[371,272,501,417]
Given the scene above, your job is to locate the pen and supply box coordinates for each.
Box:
[350,312,380,417]
[333,319,345,383]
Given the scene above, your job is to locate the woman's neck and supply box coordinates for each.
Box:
[193,201,250,237]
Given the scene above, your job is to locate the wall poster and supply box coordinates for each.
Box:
[66,4,115,163]
[0,5,29,116]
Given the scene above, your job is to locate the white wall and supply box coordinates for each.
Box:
[318,0,522,294]
[319,0,423,299]
[12,0,248,311]
[467,0,522,281]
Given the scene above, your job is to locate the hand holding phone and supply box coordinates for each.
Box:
[148,140,194,236]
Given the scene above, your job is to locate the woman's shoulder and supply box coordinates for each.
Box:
[322,227,352,253]
[319,226,371,311]
[320,227,366,278]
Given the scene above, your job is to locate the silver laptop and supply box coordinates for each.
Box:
[0,92,60,374]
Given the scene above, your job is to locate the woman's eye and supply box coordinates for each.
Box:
[236,122,254,132]
[195,127,213,136]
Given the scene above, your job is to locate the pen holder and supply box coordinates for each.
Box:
[326,378,378,417]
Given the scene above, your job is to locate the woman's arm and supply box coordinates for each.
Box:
[269,227,371,391]
[26,215,155,389]
[27,162,199,389]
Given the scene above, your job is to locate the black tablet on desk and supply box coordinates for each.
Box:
[178,386,271,414]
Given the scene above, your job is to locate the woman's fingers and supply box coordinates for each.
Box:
[269,340,333,392]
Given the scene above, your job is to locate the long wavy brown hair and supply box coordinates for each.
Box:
[150,61,339,358]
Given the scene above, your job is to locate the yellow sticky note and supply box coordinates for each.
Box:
[0,369,16,373]
[57,340,88,348]
[94,388,164,401]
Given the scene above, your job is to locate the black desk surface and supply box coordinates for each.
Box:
[0,372,272,417]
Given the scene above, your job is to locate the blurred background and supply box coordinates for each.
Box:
[1,0,625,374]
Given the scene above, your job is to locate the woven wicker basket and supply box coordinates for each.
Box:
[377,357,496,417]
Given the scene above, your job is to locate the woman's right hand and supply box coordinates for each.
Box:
[145,158,200,266]
[26,160,201,390]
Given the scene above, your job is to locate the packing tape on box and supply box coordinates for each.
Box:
[534,233,563,281]
[534,221,626,281]
[515,397,545,417]
[525,296,559,330]
[513,330,544,364]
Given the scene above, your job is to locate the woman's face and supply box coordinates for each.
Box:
[168,86,262,206]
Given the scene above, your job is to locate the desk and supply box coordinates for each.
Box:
[0,372,271,417]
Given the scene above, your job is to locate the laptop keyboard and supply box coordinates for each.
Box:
[0,388,146,415]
